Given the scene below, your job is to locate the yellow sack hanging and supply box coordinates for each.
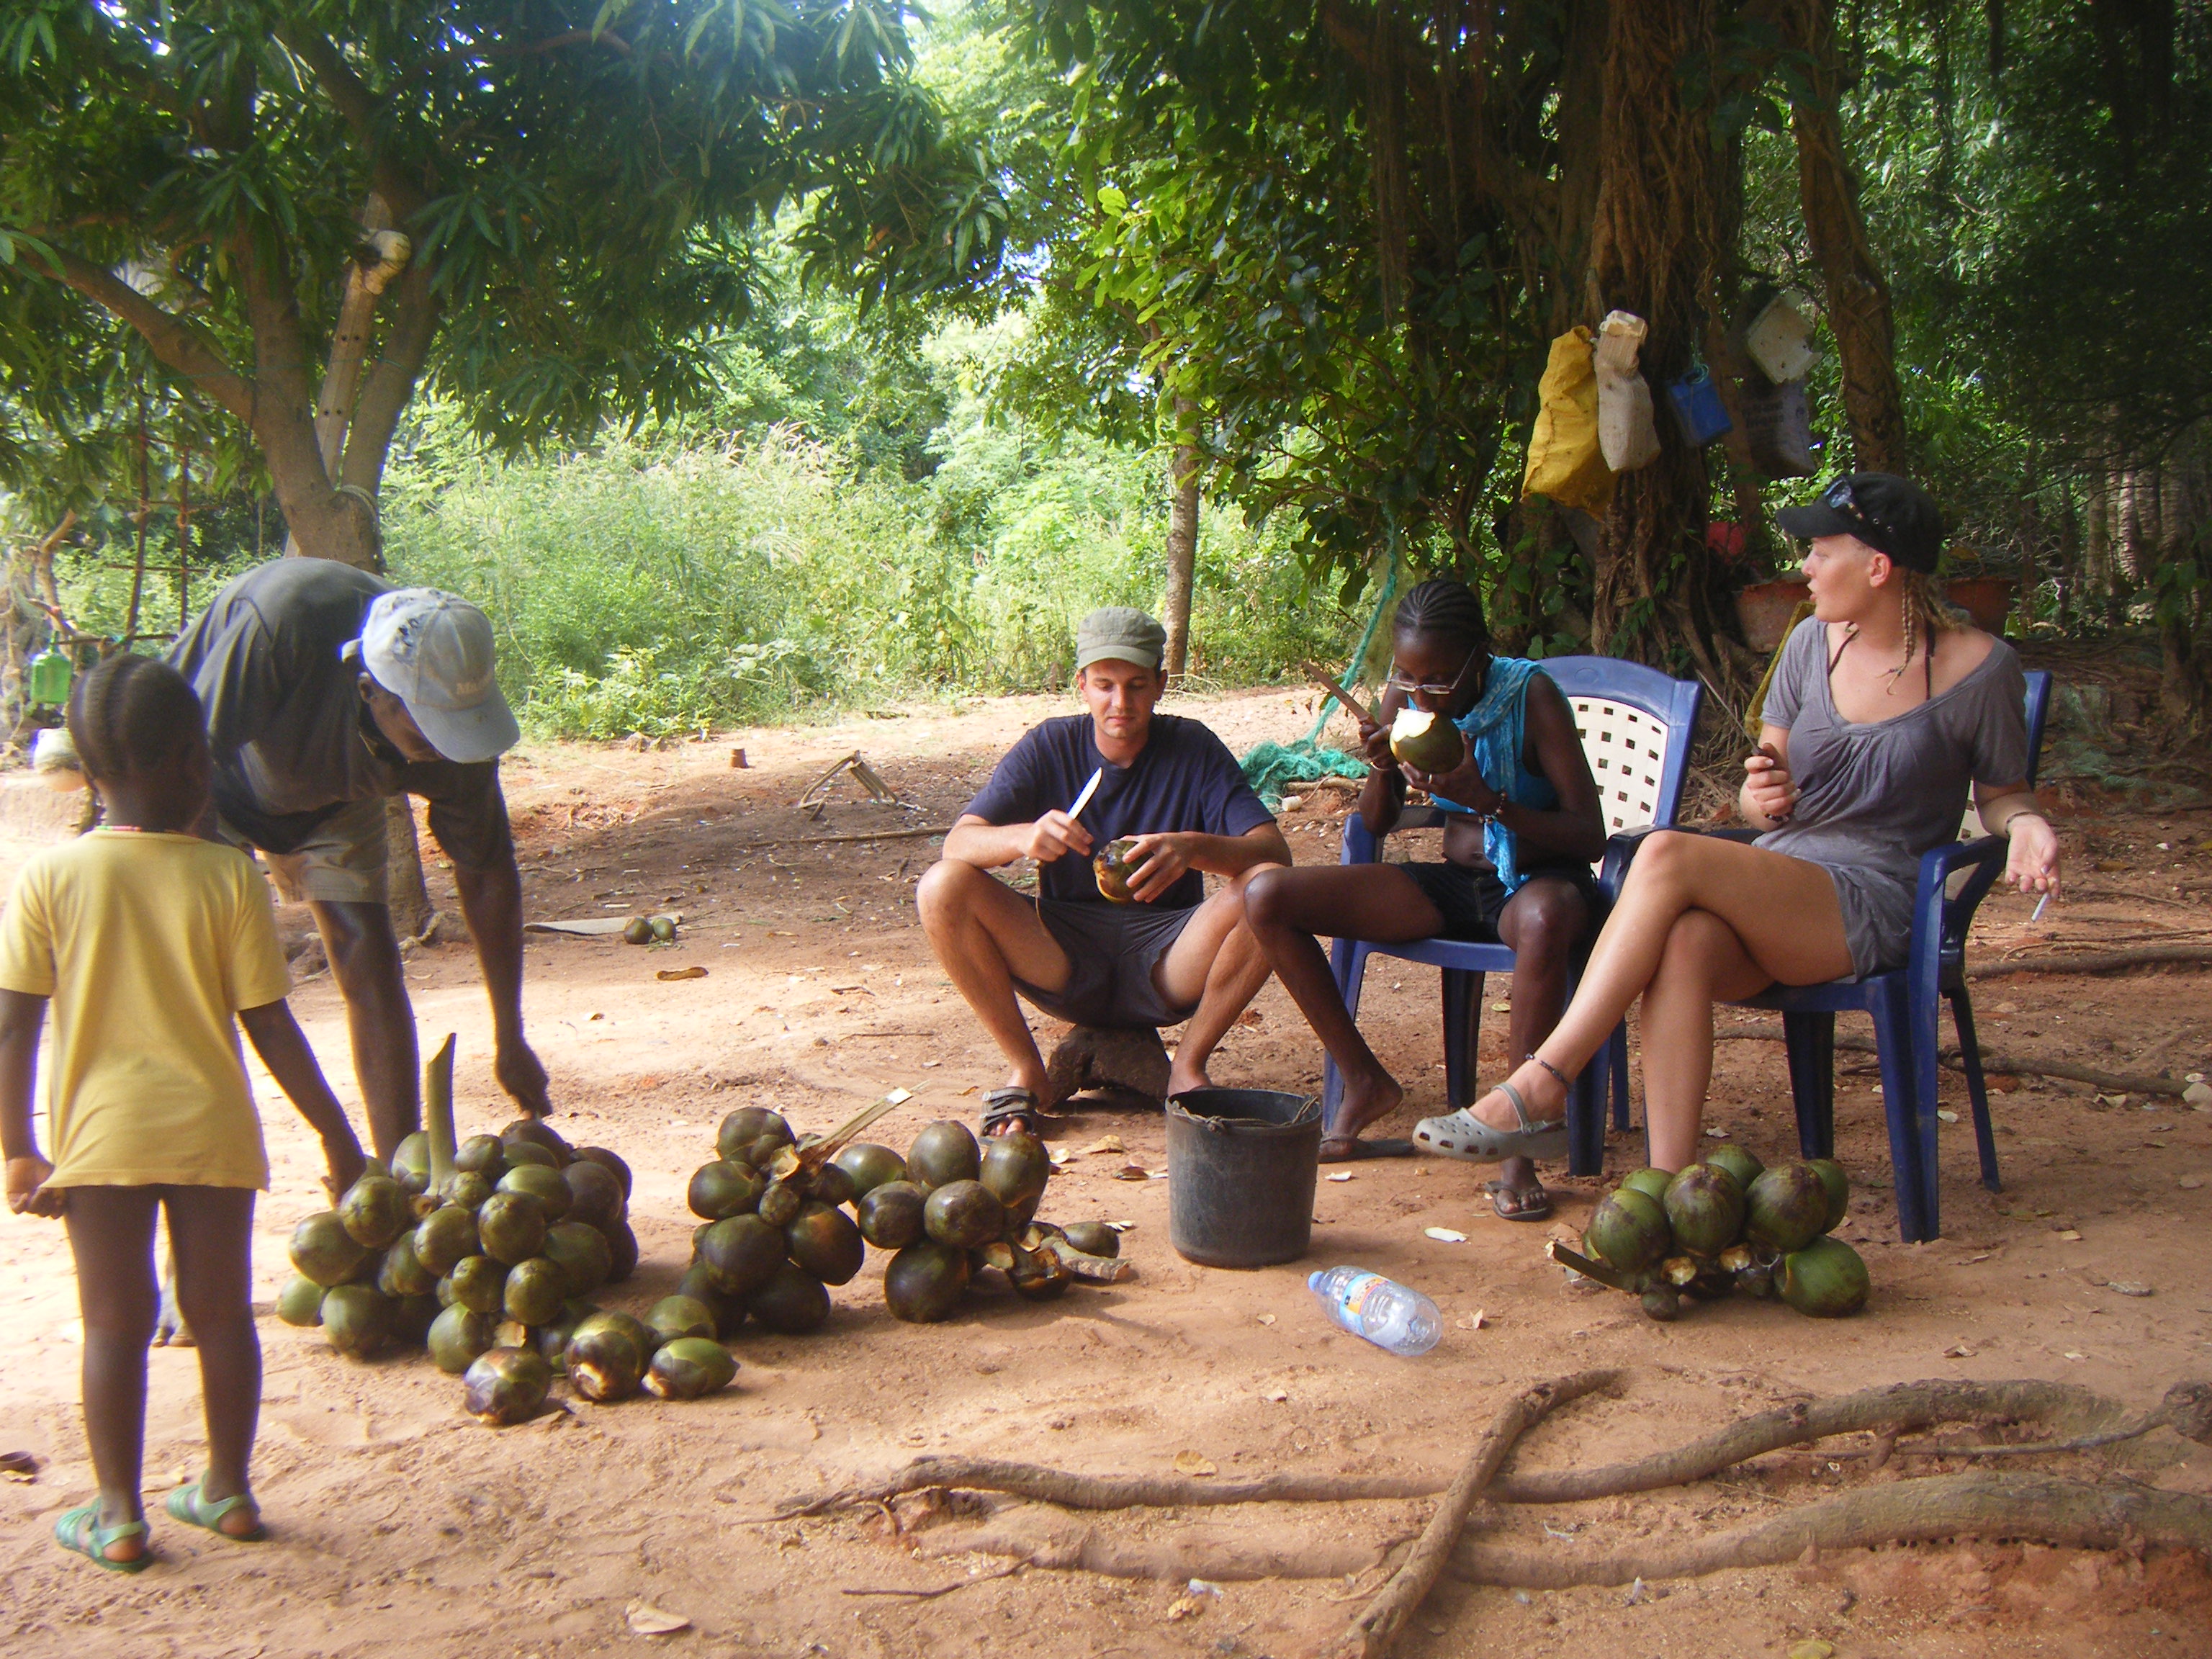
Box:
[1521,327,1617,516]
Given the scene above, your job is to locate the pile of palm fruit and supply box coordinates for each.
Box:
[276,1038,735,1424]
[680,1094,1134,1327]
[1548,1143,1871,1322]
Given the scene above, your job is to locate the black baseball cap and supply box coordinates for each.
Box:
[1775,472,1943,574]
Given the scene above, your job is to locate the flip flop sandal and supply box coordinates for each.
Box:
[1412,1080,1568,1163]
[55,1503,150,1572]
[165,1479,266,1542]
[1318,1136,1416,1162]
[1483,1179,1555,1222]
[979,1087,1043,1138]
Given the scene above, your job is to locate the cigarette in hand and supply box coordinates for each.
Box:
[2031,892,2050,923]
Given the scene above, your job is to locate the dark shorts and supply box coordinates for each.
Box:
[1011,898,1203,1029]
[1398,860,1604,943]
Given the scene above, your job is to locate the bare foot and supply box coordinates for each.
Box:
[1321,1067,1403,1156]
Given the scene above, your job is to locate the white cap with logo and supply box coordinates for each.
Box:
[355,588,519,764]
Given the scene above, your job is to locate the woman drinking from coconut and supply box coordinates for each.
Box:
[1241,578,1606,1219]
[1442,474,2062,1174]
[1,655,364,1569]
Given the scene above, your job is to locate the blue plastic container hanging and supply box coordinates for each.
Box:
[27,646,73,707]
[1667,365,1732,448]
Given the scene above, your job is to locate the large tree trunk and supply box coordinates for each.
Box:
[1162,397,1200,681]
[1584,0,1747,691]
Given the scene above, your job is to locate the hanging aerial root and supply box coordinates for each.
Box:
[1452,1473,2212,1590]
[1330,1370,1622,1659]
[1488,1377,2211,1504]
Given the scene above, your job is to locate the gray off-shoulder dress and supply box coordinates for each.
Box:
[1755,616,2031,977]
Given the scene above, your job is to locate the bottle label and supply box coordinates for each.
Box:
[1337,1272,1386,1323]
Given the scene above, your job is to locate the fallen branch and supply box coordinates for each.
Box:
[1452,1473,2212,1589]
[1488,1378,2209,1505]
[1712,1028,2187,1099]
[841,1562,1024,1599]
[1332,1370,1620,1659]
[909,1505,1413,1581]
[732,825,952,850]
[1967,944,2212,979]
[772,1457,1453,1520]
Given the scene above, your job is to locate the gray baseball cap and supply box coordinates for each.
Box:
[354,588,519,764]
[1075,606,1166,673]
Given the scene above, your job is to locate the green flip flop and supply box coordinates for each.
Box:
[164,1479,266,1542]
[55,1503,150,1573]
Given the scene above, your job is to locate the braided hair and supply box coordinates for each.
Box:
[1894,566,1959,683]
[1393,577,1491,651]
[66,653,204,784]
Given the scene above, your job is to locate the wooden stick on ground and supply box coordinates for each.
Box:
[1452,1473,2212,1590]
[1712,1027,2188,1099]
[1966,944,2212,978]
[1330,1369,1621,1659]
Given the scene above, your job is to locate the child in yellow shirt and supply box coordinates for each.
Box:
[1,655,366,1570]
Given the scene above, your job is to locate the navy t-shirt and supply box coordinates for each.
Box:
[962,714,1274,909]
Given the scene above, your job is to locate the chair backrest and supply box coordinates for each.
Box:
[1537,656,1707,835]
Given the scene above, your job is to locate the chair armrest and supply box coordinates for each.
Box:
[1914,835,2011,958]
[1341,802,1445,867]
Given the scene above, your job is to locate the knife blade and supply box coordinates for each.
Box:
[1068,767,1104,823]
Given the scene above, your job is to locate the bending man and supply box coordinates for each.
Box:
[918,608,1290,1136]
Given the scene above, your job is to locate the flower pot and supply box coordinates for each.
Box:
[1735,577,1812,652]
[1945,575,2017,636]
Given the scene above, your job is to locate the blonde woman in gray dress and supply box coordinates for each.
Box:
[1434,473,2063,1173]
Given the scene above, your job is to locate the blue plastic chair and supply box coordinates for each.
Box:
[1322,657,1705,1176]
[1603,670,2053,1243]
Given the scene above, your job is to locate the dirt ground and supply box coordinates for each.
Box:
[3,683,2210,1659]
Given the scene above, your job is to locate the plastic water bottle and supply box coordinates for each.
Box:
[1307,1267,1441,1356]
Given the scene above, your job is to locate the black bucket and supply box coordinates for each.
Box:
[1164,1089,1322,1269]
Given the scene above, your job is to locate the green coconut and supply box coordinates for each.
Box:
[1807,1158,1850,1232]
[1092,837,1143,903]
[811,1161,856,1208]
[446,1253,509,1316]
[688,1159,765,1221]
[603,1216,639,1283]
[833,1142,907,1200]
[785,1201,867,1287]
[427,1304,499,1374]
[393,1292,441,1346]
[698,1214,786,1298]
[390,1131,433,1195]
[464,1346,552,1426]
[547,1162,616,1234]
[884,1240,972,1323]
[1663,1164,1747,1258]
[979,1132,1053,1210]
[503,1257,568,1327]
[755,1180,802,1229]
[746,1262,832,1335]
[675,1264,744,1339]
[925,1180,1006,1250]
[907,1121,983,1191]
[1587,1187,1671,1273]
[1619,1167,1675,1205]
[1058,1221,1120,1259]
[413,1203,481,1277]
[566,1314,649,1401]
[503,1118,573,1166]
[647,1295,719,1345]
[541,1220,613,1298]
[1640,1283,1682,1323]
[1744,1161,1833,1255]
[476,1191,548,1266]
[439,1169,495,1213]
[1388,706,1465,772]
[572,1145,633,1198]
[643,1337,738,1401]
[497,1164,572,1223]
[377,1231,439,1300]
[857,1181,927,1249]
[623,916,653,945]
[716,1107,793,1166]
[320,1284,392,1359]
[1778,1237,1870,1318]
[289,1210,369,1287]
[649,916,677,943]
[276,1274,326,1328]
[1704,1142,1765,1195]
[453,1133,508,1182]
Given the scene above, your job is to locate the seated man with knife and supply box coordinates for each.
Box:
[917,608,1292,1136]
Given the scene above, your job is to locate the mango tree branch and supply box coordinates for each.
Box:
[314,226,413,476]
[338,257,441,495]
[40,246,252,421]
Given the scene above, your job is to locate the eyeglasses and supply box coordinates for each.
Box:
[1386,648,1486,700]
[1820,477,1893,539]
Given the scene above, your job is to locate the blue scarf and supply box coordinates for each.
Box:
[1431,657,1552,894]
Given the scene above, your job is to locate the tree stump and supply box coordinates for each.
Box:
[1045,1026,1172,1110]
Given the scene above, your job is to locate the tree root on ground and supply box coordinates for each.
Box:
[1713,1027,2188,1097]
[773,1459,1457,1519]
[1452,1473,2212,1590]
[1331,1370,1620,1659]
[1490,1378,2211,1504]
[1966,944,2212,979]
[907,1504,1415,1582]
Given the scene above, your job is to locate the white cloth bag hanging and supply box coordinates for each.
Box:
[1594,310,1662,472]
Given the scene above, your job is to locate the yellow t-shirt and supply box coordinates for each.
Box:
[0,830,293,1189]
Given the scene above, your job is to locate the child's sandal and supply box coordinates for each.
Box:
[165,1478,266,1542]
[55,1503,150,1572]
